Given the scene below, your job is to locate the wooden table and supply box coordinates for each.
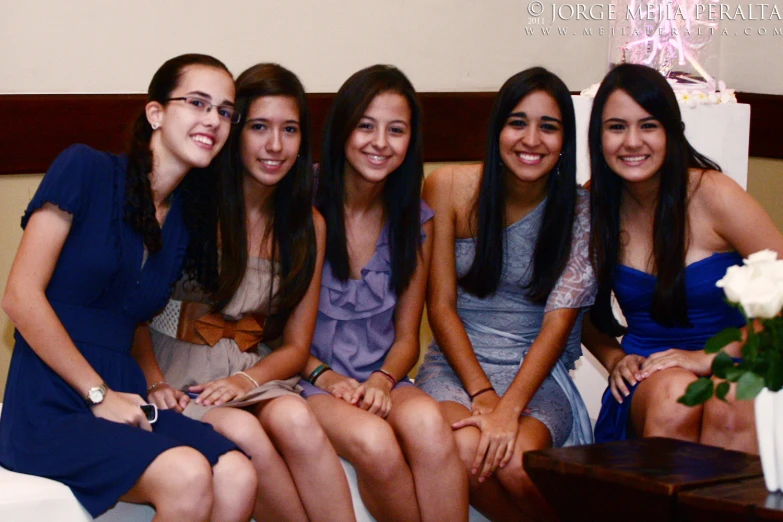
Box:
[678,476,783,521]
[524,437,763,522]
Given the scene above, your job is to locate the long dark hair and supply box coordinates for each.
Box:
[458,67,578,301]
[588,63,721,334]
[213,63,316,336]
[125,53,230,291]
[316,65,424,296]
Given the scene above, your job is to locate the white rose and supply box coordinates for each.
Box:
[755,260,783,291]
[717,264,753,303]
[739,276,783,318]
[745,249,778,265]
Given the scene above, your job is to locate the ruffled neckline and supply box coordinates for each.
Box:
[319,201,433,320]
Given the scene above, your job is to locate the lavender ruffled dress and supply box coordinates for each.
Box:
[300,202,434,397]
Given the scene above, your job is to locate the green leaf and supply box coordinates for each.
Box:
[743,333,760,361]
[736,372,766,401]
[767,359,783,392]
[715,381,731,401]
[724,366,746,382]
[711,351,735,379]
[679,378,714,406]
[705,328,742,354]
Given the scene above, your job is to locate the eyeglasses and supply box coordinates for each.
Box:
[166,96,241,124]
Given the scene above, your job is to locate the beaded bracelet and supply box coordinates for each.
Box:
[146,381,168,393]
[232,371,259,389]
[307,363,331,385]
[372,368,397,387]
[469,386,495,400]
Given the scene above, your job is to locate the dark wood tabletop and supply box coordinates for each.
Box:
[524,437,763,522]
[677,476,783,521]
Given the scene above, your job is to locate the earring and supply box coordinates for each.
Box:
[151,123,159,130]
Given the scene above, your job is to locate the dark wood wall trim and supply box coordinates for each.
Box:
[0,92,779,175]
[735,93,783,160]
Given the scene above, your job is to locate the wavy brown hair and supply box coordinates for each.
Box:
[125,53,231,291]
[213,63,316,338]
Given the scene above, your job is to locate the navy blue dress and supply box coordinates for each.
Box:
[594,252,746,442]
[0,145,238,517]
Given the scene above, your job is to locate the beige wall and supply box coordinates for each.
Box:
[0,174,46,395]
[1,1,782,95]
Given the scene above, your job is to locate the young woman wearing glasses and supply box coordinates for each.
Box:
[0,54,256,521]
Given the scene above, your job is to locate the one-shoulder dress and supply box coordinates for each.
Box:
[594,251,746,442]
[416,190,596,447]
[0,145,238,517]
[150,258,302,420]
[299,201,434,397]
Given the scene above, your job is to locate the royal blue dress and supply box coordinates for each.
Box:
[0,145,238,517]
[594,252,746,442]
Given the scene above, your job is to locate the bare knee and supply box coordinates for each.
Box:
[146,447,214,519]
[636,372,702,439]
[213,450,257,500]
[495,454,528,488]
[495,421,549,488]
[262,396,330,450]
[452,427,480,471]
[702,396,754,439]
[206,409,275,463]
[350,419,406,480]
[393,397,456,457]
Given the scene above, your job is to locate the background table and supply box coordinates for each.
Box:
[678,476,783,521]
[524,437,763,522]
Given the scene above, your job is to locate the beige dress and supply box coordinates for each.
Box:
[150,257,301,420]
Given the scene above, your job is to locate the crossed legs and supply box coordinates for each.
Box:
[441,401,556,522]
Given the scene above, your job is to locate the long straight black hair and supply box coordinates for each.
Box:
[316,65,424,296]
[213,63,316,337]
[588,63,721,334]
[458,67,578,301]
[125,54,231,291]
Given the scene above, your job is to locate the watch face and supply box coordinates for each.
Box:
[88,387,105,404]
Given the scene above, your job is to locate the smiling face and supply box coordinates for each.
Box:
[240,95,301,188]
[498,90,564,185]
[601,89,667,184]
[151,64,236,171]
[344,91,412,186]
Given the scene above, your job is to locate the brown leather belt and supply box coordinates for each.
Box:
[178,301,266,352]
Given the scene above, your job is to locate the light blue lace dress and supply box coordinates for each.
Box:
[416,189,595,447]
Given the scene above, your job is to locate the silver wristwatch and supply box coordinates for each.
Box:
[84,382,109,406]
